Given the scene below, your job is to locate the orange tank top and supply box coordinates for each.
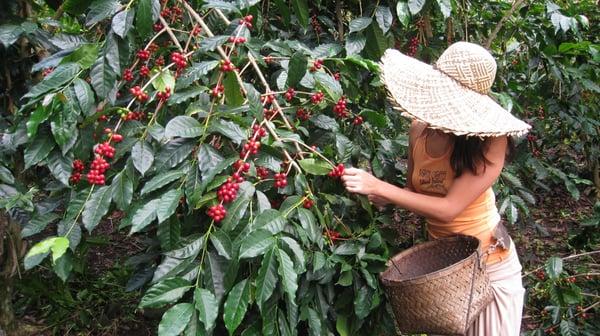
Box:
[411,130,510,265]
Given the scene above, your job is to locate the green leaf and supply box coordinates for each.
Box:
[349,17,372,34]
[130,198,159,233]
[197,144,224,176]
[408,0,426,14]
[239,229,275,259]
[61,44,99,69]
[286,52,307,88]
[154,139,195,172]
[223,279,250,335]
[314,72,342,101]
[57,220,82,251]
[178,61,219,89]
[90,52,117,99]
[22,213,60,238]
[26,105,50,139]
[545,257,563,279]
[73,78,95,116]
[50,105,78,154]
[136,0,160,38]
[298,158,331,175]
[53,252,73,282]
[396,2,410,27]
[24,236,69,265]
[310,114,339,131]
[559,320,578,336]
[199,36,230,52]
[63,0,94,15]
[131,141,154,175]
[86,0,120,26]
[345,34,367,56]
[194,288,219,331]
[201,1,241,14]
[0,24,23,47]
[152,68,176,92]
[280,237,305,272]
[82,186,112,232]
[24,134,56,169]
[291,0,309,28]
[253,209,286,234]
[209,119,246,145]
[158,303,194,336]
[111,170,133,210]
[141,170,185,195]
[375,6,393,33]
[157,189,183,223]
[157,218,181,250]
[297,208,322,247]
[364,21,390,60]
[112,9,135,38]
[354,286,371,319]
[277,248,297,300]
[210,229,233,260]
[255,247,278,311]
[140,277,191,308]
[46,150,71,185]
[436,0,452,18]
[24,63,81,99]
[168,87,206,106]
[224,72,244,107]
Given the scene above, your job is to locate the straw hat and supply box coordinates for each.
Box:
[380,42,531,137]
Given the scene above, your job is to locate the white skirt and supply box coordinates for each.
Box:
[467,240,525,336]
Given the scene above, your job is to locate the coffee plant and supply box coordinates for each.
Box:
[1,0,598,335]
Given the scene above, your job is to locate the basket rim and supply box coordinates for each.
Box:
[379,235,482,285]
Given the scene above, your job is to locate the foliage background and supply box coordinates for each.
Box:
[0,0,598,335]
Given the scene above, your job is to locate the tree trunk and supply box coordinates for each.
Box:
[0,212,18,335]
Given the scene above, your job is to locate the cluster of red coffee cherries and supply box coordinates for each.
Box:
[274,172,288,188]
[311,91,325,104]
[311,15,322,35]
[94,142,116,158]
[333,96,349,118]
[140,65,150,77]
[406,36,420,57]
[353,116,363,126]
[137,49,150,61]
[296,108,311,121]
[123,68,134,81]
[324,228,342,243]
[69,159,85,184]
[261,94,276,105]
[257,166,269,180]
[157,87,171,102]
[228,36,247,44]
[328,164,345,178]
[217,177,241,203]
[130,86,149,102]
[303,198,314,209]
[310,59,323,72]
[160,5,183,23]
[42,67,54,77]
[220,59,235,72]
[207,204,227,222]
[87,156,110,185]
[121,110,145,121]
[240,15,253,28]
[104,128,123,142]
[284,88,296,101]
[333,72,341,81]
[233,160,251,173]
[170,52,187,70]
[211,84,225,98]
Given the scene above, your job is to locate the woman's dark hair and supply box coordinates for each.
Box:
[451,135,514,177]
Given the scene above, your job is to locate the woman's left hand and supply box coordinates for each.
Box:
[341,168,382,195]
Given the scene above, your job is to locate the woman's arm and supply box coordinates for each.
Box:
[343,136,507,223]
[367,120,422,207]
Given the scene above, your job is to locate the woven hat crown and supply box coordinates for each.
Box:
[434,42,497,94]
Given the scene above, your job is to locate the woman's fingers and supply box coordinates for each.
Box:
[343,167,361,176]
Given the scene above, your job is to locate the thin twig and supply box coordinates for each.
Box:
[484,0,527,49]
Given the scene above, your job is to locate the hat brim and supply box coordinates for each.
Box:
[380,49,531,137]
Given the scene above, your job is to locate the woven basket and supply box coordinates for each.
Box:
[380,236,493,336]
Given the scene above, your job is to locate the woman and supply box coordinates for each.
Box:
[342,42,530,335]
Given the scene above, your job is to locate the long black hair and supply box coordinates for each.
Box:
[450,136,513,177]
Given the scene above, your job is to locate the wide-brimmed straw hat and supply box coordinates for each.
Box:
[381,42,531,137]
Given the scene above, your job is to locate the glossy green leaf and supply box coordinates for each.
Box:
[298,158,331,175]
[545,257,563,279]
[86,0,120,27]
[26,105,50,139]
[375,6,393,33]
[436,0,452,18]
[223,72,244,107]
[46,150,71,185]
[291,0,309,28]
[164,116,203,139]
[210,229,233,260]
[158,303,194,336]
[152,68,176,92]
[136,0,160,38]
[253,209,286,234]
[157,189,183,223]
[286,52,307,88]
[73,78,95,116]
[90,52,117,99]
[277,248,297,301]
[345,34,367,56]
[194,288,219,331]
[157,217,181,250]
[396,2,410,27]
[349,17,372,34]
[239,229,275,259]
[314,72,342,101]
[221,182,255,231]
[60,43,99,69]
[82,186,112,232]
[223,279,250,335]
[154,139,195,172]
[131,141,154,176]
[24,63,81,99]
[141,170,185,195]
[408,0,426,14]
[130,198,160,233]
[111,170,133,210]
[112,9,135,38]
[139,277,191,308]
[255,246,278,311]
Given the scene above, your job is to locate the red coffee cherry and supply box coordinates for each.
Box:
[333,72,341,81]
[252,124,267,139]
[274,172,288,188]
[256,166,269,180]
[211,84,225,98]
[217,178,240,203]
[310,91,324,104]
[233,160,251,173]
[139,65,150,77]
[72,159,85,172]
[94,142,115,158]
[42,67,54,77]
[69,172,82,184]
[157,87,171,102]
[207,204,227,222]
[219,59,235,72]
[192,25,202,36]
[284,88,296,101]
[112,134,123,143]
[333,96,348,118]
[153,22,164,32]
[353,116,363,125]
[328,164,345,178]
[130,86,149,102]
[123,68,134,81]
[137,49,150,61]
[261,94,276,105]
[309,59,323,72]
[170,52,187,69]
[303,198,314,209]
[296,108,311,121]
